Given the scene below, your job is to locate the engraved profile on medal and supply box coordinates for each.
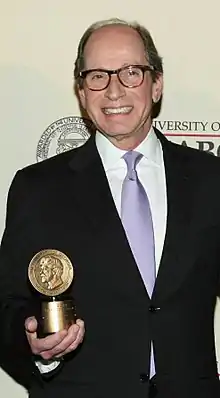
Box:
[39,255,64,290]
[28,249,74,296]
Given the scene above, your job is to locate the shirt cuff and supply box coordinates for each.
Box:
[35,359,61,374]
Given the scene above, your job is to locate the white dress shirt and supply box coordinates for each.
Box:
[96,126,167,273]
[37,126,167,373]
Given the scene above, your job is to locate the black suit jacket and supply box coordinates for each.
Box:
[0,128,220,398]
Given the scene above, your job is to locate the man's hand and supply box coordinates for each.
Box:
[25,316,85,360]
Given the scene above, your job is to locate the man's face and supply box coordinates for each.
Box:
[78,25,163,145]
[40,259,53,283]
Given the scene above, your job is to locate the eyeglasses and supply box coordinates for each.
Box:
[79,64,155,91]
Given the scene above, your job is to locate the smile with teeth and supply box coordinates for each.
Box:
[102,106,132,115]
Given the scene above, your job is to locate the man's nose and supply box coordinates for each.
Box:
[104,75,125,101]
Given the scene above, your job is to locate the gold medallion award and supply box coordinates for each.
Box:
[28,249,75,334]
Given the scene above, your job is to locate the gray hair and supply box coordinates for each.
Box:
[74,17,163,89]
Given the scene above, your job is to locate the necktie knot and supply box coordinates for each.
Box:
[123,151,143,180]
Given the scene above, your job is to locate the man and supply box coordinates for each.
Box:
[0,17,220,398]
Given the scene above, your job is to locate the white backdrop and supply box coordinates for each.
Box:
[0,1,220,396]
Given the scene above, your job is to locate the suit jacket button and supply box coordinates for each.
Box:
[139,373,149,383]
[149,306,160,313]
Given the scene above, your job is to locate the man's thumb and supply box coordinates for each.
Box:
[25,316,38,333]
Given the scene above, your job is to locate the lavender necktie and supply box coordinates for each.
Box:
[121,150,156,377]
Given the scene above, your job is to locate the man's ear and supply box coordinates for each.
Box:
[78,86,86,109]
[152,73,163,103]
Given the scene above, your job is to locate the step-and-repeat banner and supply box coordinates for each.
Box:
[0,1,220,396]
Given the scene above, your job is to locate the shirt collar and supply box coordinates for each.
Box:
[95,126,162,171]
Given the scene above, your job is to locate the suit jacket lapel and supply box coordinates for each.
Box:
[68,133,119,231]
[153,129,194,302]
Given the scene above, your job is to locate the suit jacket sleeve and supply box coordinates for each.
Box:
[0,170,43,389]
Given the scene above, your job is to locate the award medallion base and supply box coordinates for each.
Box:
[41,299,76,334]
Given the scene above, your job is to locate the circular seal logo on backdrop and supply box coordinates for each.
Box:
[36,116,93,162]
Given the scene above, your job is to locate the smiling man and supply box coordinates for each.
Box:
[0,17,220,398]
[76,22,163,150]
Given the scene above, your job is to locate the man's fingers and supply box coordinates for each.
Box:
[40,324,80,359]
[33,329,68,354]
[76,318,84,330]
[25,316,85,358]
[53,320,85,357]
[40,320,85,359]
[62,320,85,355]
[69,319,85,347]
[26,320,68,355]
